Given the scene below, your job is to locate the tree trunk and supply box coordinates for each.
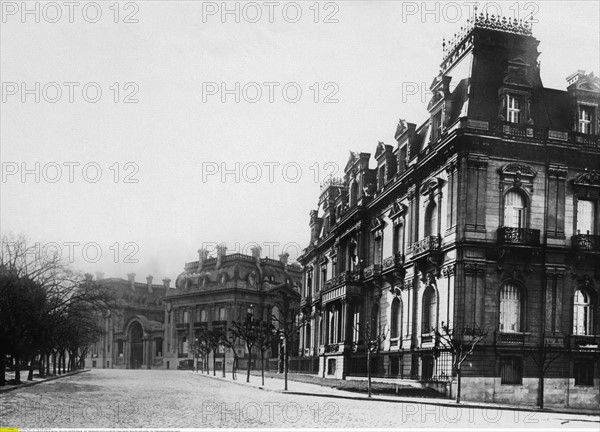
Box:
[206,352,210,375]
[284,342,289,391]
[261,351,265,386]
[62,350,66,373]
[14,354,21,384]
[46,352,50,376]
[246,348,252,383]
[367,350,372,398]
[39,351,45,377]
[27,356,35,381]
[538,367,545,409]
[456,368,462,403]
[222,352,226,378]
[52,352,57,375]
[232,355,237,380]
[0,351,6,386]
[213,352,216,376]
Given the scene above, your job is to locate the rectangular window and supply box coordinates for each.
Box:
[500,357,523,384]
[373,233,382,265]
[352,311,360,343]
[577,200,595,235]
[200,309,207,322]
[431,111,443,141]
[574,359,594,386]
[399,145,407,173]
[320,266,327,291]
[117,340,124,357]
[378,165,386,190]
[578,106,593,134]
[183,310,189,324]
[219,307,227,321]
[506,94,522,123]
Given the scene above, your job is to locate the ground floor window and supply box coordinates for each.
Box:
[117,340,124,357]
[327,358,336,375]
[574,359,595,386]
[155,338,163,357]
[500,357,523,385]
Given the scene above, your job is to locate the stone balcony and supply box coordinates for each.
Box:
[569,334,600,351]
[497,227,540,247]
[572,234,600,253]
[408,236,441,259]
[495,331,535,347]
[382,252,405,275]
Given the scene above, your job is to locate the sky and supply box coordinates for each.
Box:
[1,1,599,283]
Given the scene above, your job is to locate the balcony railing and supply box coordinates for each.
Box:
[409,236,441,257]
[336,270,361,285]
[176,323,188,329]
[497,227,540,247]
[495,331,525,345]
[569,334,599,350]
[363,264,382,279]
[382,252,405,272]
[572,234,600,252]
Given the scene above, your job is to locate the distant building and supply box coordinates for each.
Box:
[162,246,302,371]
[298,13,599,409]
[85,272,169,370]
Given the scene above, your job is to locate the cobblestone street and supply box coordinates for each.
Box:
[0,369,598,428]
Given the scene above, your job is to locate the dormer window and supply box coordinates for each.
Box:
[506,94,523,123]
[578,106,594,134]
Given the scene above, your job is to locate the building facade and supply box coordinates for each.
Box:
[85,273,169,370]
[163,246,302,371]
[298,14,600,409]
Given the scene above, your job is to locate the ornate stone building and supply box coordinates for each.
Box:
[163,246,301,371]
[84,272,169,370]
[298,14,599,409]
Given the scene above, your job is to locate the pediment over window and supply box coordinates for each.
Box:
[388,201,408,219]
[420,178,444,196]
[370,216,385,231]
[499,163,537,178]
[502,58,533,88]
[573,170,600,187]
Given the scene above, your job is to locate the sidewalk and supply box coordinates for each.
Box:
[190,370,600,418]
[0,369,88,394]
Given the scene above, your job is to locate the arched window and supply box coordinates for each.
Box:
[504,190,527,228]
[424,202,438,237]
[573,289,593,335]
[391,297,402,338]
[499,283,522,332]
[422,286,437,333]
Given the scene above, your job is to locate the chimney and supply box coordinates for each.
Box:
[146,275,153,293]
[162,278,171,289]
[127,272,136,290]
[566,69,586,86]
[95,271,104,281]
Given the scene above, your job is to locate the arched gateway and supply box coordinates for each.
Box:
[129,321,144,369]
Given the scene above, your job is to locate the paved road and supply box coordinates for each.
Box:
[0,369,598,428]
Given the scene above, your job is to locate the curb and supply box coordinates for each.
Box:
[0,369,89,394]
[191,371,600,418]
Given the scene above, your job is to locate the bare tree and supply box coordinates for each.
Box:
[526,342,563,409]
[255,320,276,386]
[1,235,113,386]
[353,319,388,398]
[434,322,488,403]
[271,305,304,391]
[221,328,240,380]
[231,314,261,383]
